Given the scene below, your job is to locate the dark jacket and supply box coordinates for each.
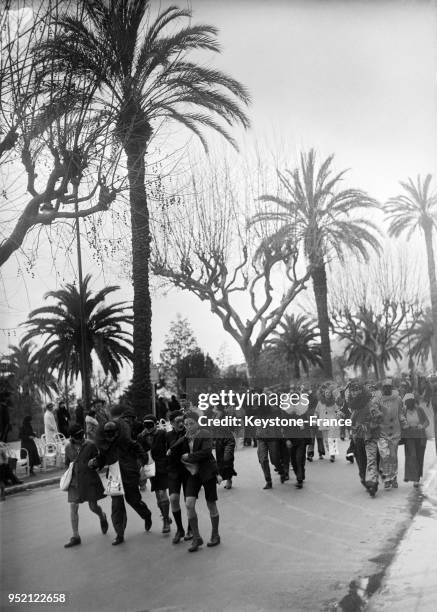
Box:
[282,408,312,444]
[56,406,70,437]
[65,440,105,503]
[138,429,168,474]
[95,418,147,486]
[169,428,218,483]
[75,405,85,428]
[19,421,40,467]
[166,429,186,476]
[214,430,236,479]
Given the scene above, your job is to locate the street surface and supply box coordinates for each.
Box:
[1,440,436,612]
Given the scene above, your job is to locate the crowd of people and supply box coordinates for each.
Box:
[62,404,225,553]
[243,376,436,497]
[3,373,436,546]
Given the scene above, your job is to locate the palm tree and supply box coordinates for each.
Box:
[335,305,404,379]
[250,149,380,377]
[265,314,322,380]
[21,274,133,402]
[385,175,437,368]
[1,340,58,419]
[35,0,250,412]
[410,308,434,366]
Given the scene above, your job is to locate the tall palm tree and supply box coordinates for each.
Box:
[21,274,133,402]
[265,314,322,380]
[35,0,250,412]
[385,175,437,368]
[251,149,380,377]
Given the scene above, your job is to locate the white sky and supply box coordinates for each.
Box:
[1,0,437,373]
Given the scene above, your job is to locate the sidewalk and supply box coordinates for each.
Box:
[4,466,64,496]
[367,458,437,611]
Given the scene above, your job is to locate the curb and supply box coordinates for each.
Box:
[366,458,437,611]
[5,475,61,496]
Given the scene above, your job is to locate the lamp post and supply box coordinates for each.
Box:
[74,183,90,410]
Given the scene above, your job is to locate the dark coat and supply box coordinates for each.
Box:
[65,440,105,503]
[95,418,147,486]
[75,405,85,428]
[166,429,186,476]
[282,408,312,445]
[214,430,236,479]
[138,429,168,475]
[19,421,40,467]
[56,406,70,437]
[170,428,218,483]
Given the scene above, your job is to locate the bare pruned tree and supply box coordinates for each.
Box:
[150,159,312,383]
[0,0,123,266]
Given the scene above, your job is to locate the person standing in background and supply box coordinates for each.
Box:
[19,416,41,475]
[0,400,11,443]
[56,400,70,438]
[75,399,85,429]
[44,403,59,443]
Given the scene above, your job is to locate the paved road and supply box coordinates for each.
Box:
[1,440,435,612]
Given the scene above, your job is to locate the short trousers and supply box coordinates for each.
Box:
[185,475,217,502]
[168,472,188,496]
[150,472,169,492]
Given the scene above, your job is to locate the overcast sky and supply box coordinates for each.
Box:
[1,0,436,372]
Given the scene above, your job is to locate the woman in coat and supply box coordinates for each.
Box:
[212,405,237,489]
[402,393,429,487]
[137,414,172,534]
[19,416,41,475]
[63,424,108,548]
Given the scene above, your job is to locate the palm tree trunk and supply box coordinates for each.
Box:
[311,265,333,378]
[126,141,152,415]
[294,361,301,380]
[423,224,437,369]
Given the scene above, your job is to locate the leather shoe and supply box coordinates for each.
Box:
[188,537,203,552]
[184,529,193,541]
[263,481,272,490]
[64,536,81,548]
[207,534,220,547]
[144,509,152,532]
[112,535,124,546]
[172,529,185,544]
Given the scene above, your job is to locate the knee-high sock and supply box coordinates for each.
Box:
[159,499,170,520]
[172,509,184,532]
[188,515,200,539]
[210,514,219,537]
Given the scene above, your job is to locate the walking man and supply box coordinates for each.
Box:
[89,418,152,545]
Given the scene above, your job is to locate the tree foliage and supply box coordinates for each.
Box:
[249,149,381,377]
[21,274,133,400]
[265,313,322,380]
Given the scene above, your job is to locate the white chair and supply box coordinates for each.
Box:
[41,443,58,469]
[15,447,29,476]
